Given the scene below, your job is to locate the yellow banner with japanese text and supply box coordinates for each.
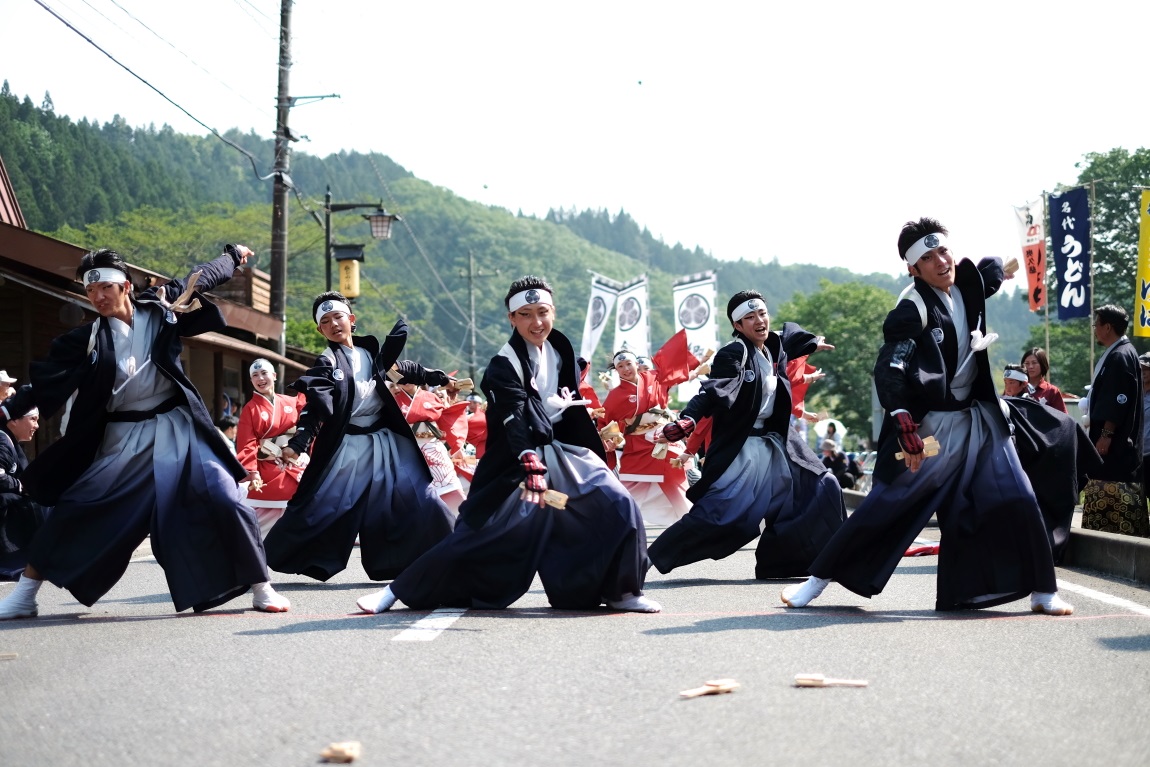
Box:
[1136,190,1150,337]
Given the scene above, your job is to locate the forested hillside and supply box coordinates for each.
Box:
[1,84,1038,385]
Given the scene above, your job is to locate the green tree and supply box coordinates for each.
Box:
[777,280,894,446]
[1026,147,1150,395]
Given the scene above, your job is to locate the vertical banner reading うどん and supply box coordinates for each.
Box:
[1048,187,1091,321]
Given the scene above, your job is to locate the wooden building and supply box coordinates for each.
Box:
[0,153,308,458]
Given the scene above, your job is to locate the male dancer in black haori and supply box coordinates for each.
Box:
[264,293,455,582]
[782,217,1073,615]
[0,245,290,620]
[355,276,657,614]
[646,291,846,579]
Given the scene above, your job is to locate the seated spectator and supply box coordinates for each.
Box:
[820,438,860,489]
[215,414,239,455]
[1002,364,1034,399]
[0,388,47,580]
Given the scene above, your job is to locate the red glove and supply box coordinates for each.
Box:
[662,418,695,443]
[521,452,547,493]
[893,411,923,455]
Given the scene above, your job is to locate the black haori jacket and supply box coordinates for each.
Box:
[20,249,247,505]
[680,324,824,502]
[458,328,605,529]
[285,320,448,506]
[1086,336,1143,482]
[871,257,1005,484]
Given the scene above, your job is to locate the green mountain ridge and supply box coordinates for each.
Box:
[1,84,1038,378]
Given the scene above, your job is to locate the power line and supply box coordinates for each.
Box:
[32,0,276,182]
[363,152,505,348]
[232,0,279,30]
[103,0,276,117]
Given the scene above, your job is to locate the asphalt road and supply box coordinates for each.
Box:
[1,528,1148,767]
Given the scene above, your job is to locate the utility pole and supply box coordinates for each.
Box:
[461,250,498,382]
[468,249,477,382]
[268,0,293,358]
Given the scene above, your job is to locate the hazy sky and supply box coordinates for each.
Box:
[3,0,1146,279]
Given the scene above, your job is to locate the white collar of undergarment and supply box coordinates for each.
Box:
[527,341,558,399]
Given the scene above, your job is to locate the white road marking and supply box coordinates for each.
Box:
[392,608,467,641]
[1056,579,1150,617]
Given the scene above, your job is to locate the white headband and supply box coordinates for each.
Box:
[0,405,36,420]
[1003,369,1029,383]
[613,351,638,366]
[315,299,352,325]
[84,267,130,286]
[508,288,554,312]
[903,232,947,266]
[729,298,766,323]
[249,359,275,376]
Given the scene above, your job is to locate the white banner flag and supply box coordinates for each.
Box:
[672,271,718,402]
[612,275,650,358]
[579,274,621,363]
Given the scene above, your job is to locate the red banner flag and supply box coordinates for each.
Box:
[1013,198,1047,311]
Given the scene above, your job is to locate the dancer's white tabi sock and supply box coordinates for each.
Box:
[780,576,831,608]
[251,581,291,613]
[356,585,398,614]
[1030,591,1074,616]
[0,574,42,619]
[606,593,662,613]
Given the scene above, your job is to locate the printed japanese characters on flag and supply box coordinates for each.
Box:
[579,274,621,364]
[672,271,718,402]
[1135,190,1150,338]
[1013,198,1047,311]
[612,275,650,358]
[1048,187,1091,320]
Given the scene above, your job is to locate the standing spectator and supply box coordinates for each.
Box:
[0,245,289,620]
[215,414,239,455]
[1082,305,1149,537]
[0,371,16,402]
[1021,347,1067,412]
[0,389,46,580]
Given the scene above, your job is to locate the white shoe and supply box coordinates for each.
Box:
[252,582,290,613]
[0,575,41,620]
[781,576,830,608]
[356,586,398,614]
[606,593,662,613]
[1031,592,1074,616]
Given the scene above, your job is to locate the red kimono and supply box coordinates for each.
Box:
[600,370,690,524]
[236,391,307,535]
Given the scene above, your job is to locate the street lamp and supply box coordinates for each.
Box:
[324,185,402,294]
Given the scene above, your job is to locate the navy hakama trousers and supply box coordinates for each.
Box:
[390,442,650,610]
[648,432,844,577]
[809,403,1057,610]
[28,408,268,612]
[264,428,454,581]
